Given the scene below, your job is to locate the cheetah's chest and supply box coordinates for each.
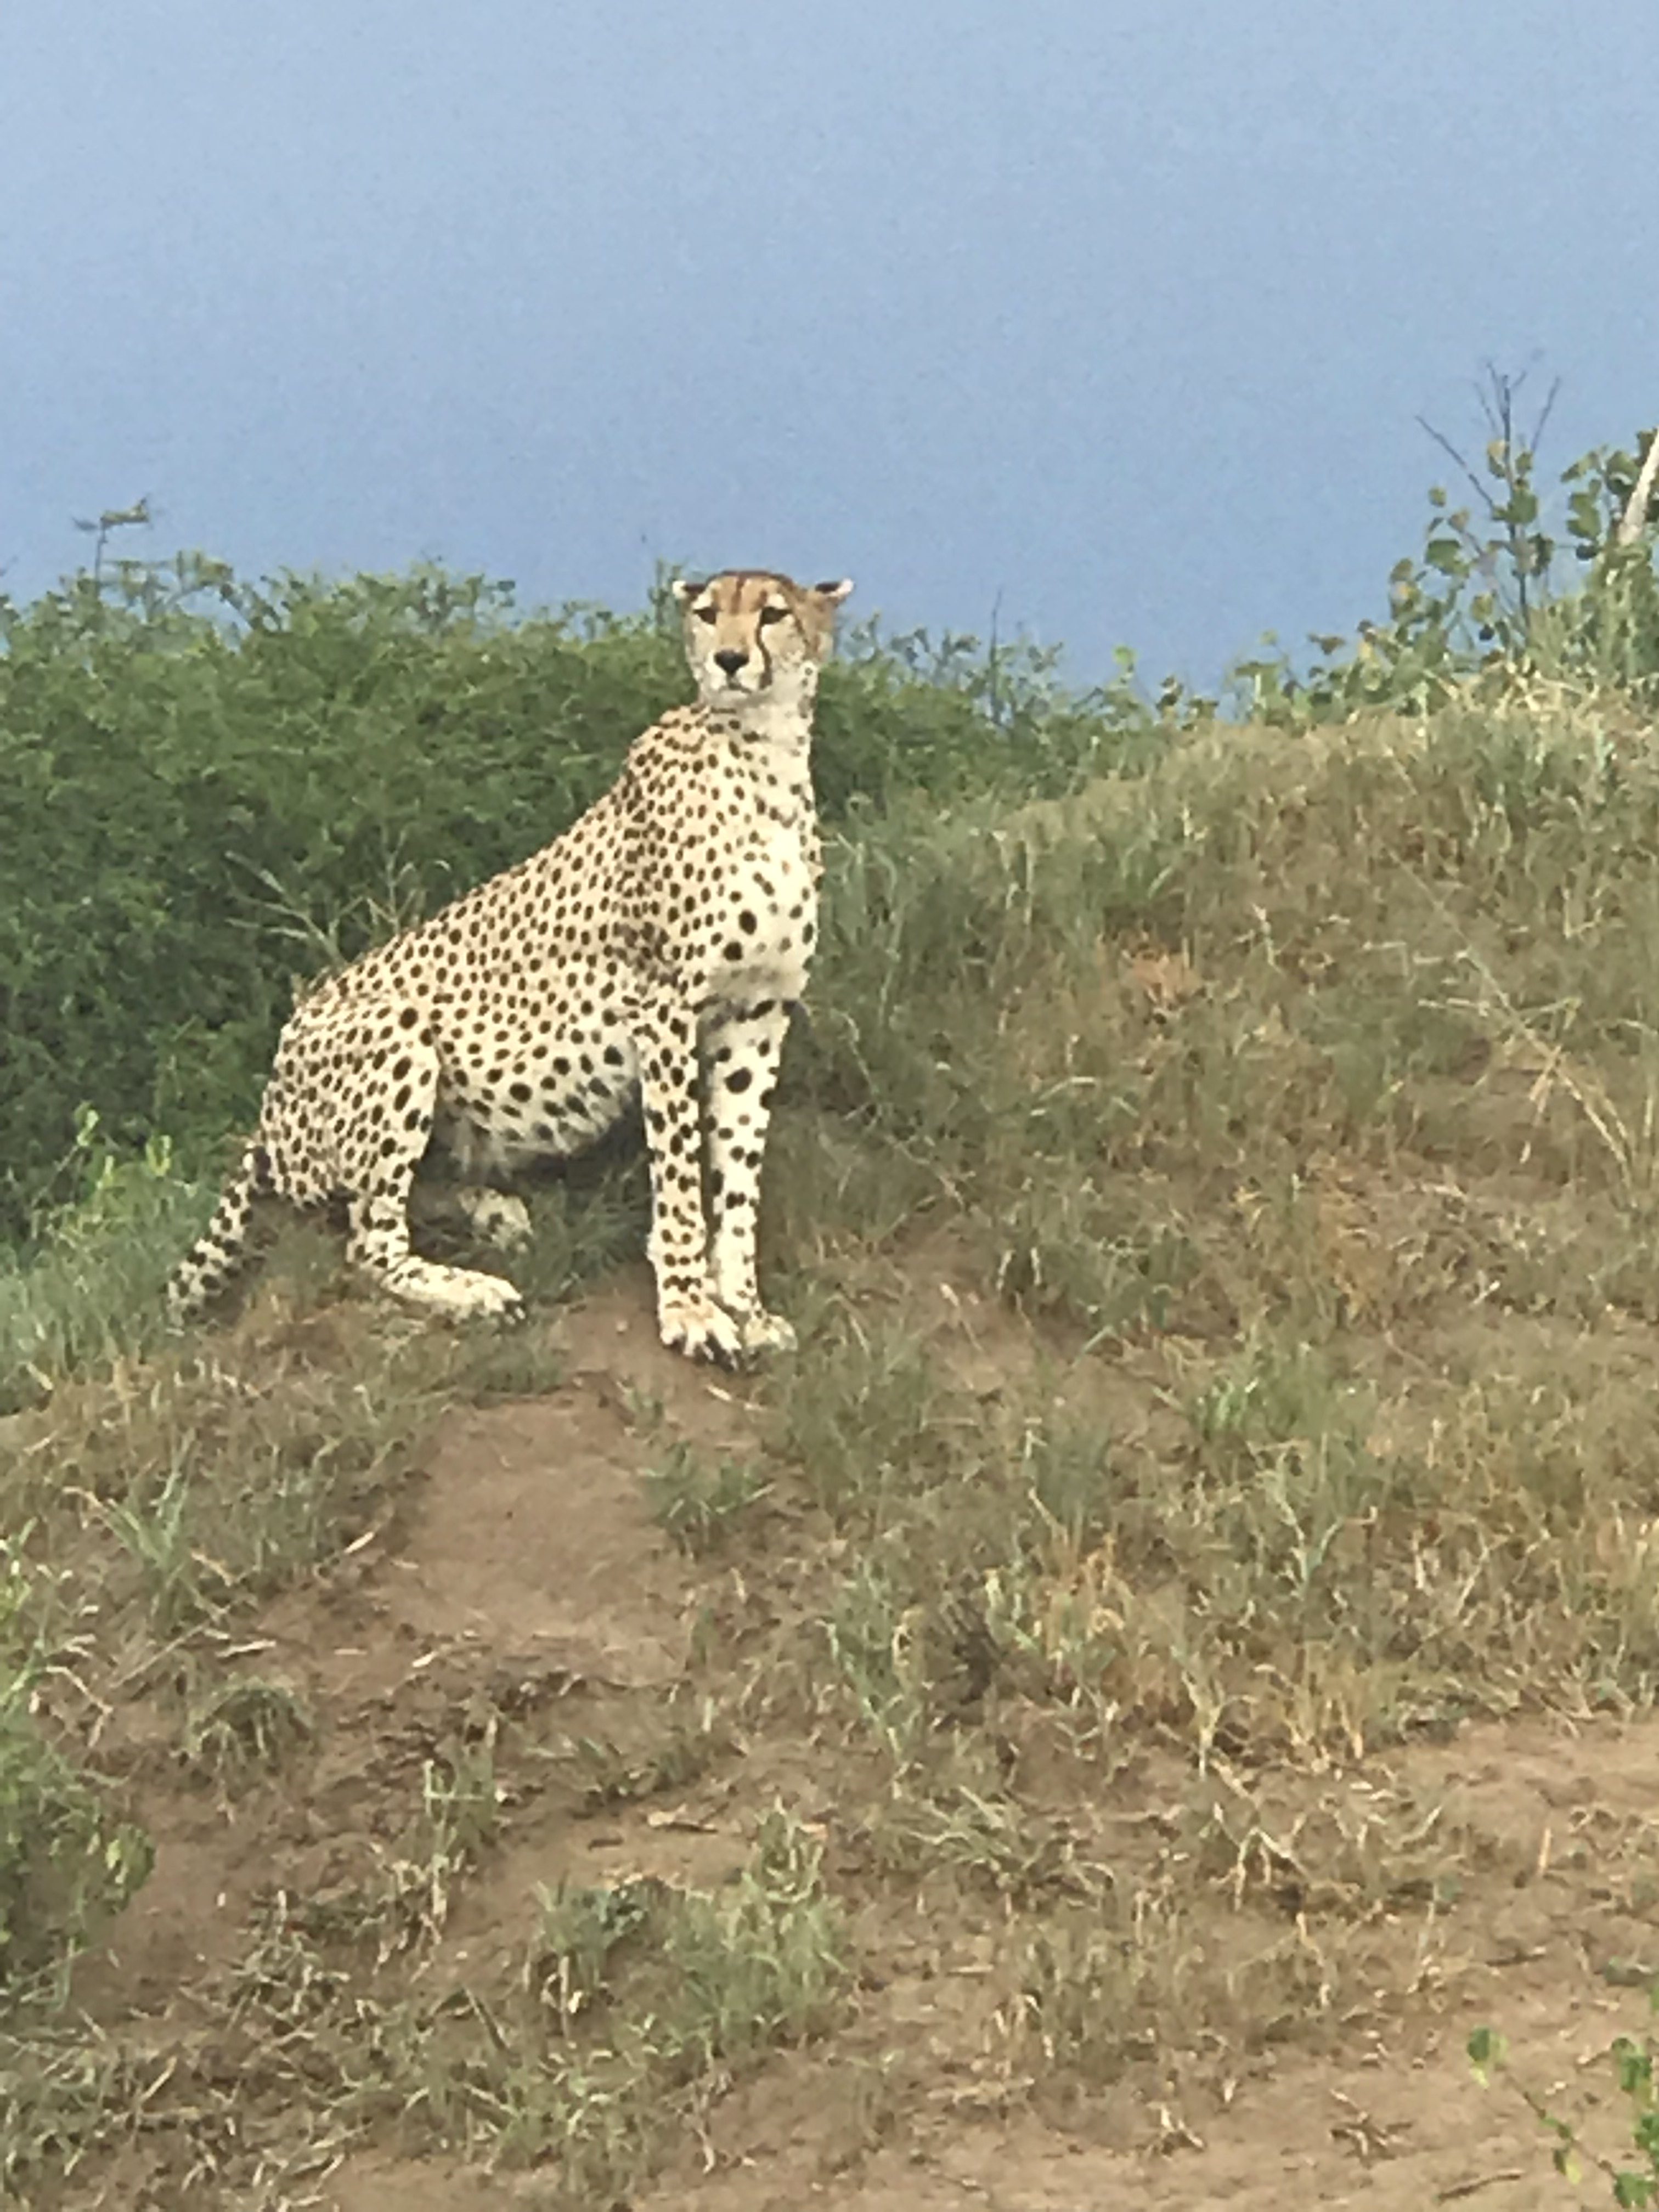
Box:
[702,804,819,1003]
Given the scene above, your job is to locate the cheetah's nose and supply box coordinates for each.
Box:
[714,648,749,676]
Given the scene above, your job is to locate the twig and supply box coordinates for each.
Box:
[1435,2168,1526,2202]
[1415,418,1493,517]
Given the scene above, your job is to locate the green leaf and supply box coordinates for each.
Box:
[1613,2035,1653,2097]
[1567,488,1605,551]
[1467,2025,1504,2084]
[1498,486,1539,527]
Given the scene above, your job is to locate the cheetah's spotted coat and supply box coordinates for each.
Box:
[167,570,853,1362]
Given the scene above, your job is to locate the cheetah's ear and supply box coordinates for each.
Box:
[670,578,703,607]
[812,578,854,606]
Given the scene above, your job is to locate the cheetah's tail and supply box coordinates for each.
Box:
[165,1141,275,1324]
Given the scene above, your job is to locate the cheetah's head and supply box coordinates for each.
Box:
[672,571,854,715]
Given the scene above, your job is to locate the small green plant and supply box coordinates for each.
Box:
[180,1674,312,1790]
[642,1442,768,1554]
[773,1310,947,1525]
[376,1739,503,1952]
[823,1554,931,1764]
[1470,2004,1659,2204]
[992,1179,1194,1342]
[0,1663,152,1996]
[527,1878,656,2036]
[104,1464,220,1637]
[872,1783,1100,1907]
[1015,1896,1173,2086]
[494,1814,844,2187]
[661,1808,847,2064]
[565,1703,727,1810]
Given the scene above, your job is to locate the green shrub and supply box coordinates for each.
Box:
[1232,392,1659,720]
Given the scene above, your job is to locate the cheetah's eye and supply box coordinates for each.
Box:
[694,604,718,625]
[758,605,788,627]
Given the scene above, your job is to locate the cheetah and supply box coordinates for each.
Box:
[166,569,854,1363]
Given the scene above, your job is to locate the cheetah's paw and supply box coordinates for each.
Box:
[444,1271,526,1322]
[457,1189,533,1250]
[382,1258,526,1322]
[657,1293,746,1366]
[732,1307,798,1356]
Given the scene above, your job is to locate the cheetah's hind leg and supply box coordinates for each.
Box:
[347,1189,526,1322]
[329,1042,526,1322]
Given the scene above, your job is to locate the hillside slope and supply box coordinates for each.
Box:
[7,698,1659,2207]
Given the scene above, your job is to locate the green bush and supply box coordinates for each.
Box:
[1232,397,1659,720]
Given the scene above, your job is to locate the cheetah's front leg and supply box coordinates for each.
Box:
[635,1002,743,1364]
[704,998,795,1353]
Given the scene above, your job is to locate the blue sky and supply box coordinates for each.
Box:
[4,2,1655,687]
